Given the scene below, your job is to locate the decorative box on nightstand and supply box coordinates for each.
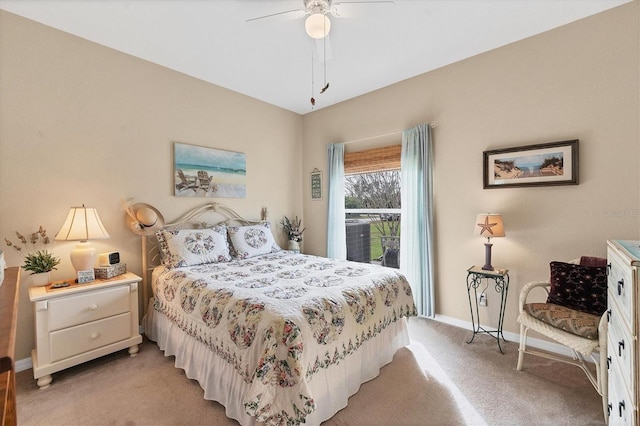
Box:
[29,272,142,389]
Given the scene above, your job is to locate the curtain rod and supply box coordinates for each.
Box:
[342,121,438,145]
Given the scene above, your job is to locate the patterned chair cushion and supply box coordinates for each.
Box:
[547,261,607,316]
[523,302,600,339]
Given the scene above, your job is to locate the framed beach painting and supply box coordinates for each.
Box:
[174,142,246,198]
[483,140,578,189]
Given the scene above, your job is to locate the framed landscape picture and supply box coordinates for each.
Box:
[483,140,578,189]
[174,142,246,198]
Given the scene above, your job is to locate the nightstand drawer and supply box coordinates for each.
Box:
[48,285,130,331]
[49,312,132,362]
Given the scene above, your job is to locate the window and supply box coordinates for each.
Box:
[344,145,401,267]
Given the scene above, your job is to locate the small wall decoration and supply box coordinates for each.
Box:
[483,140,578,189]
[174,142,246,198]
[311,168,322,200]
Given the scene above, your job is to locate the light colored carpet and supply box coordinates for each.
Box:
[16,317,605,425]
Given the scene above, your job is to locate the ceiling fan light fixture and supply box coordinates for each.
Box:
[305,13,331,39]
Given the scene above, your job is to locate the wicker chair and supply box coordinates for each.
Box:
[380,236,400,268]
[516,257,608,422]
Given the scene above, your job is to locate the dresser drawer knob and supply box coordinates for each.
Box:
[617,279,624,296]
[618,400,625,417]
[90,332,100,340]
[89,304,99,311]
[618,340,625,357]
[606,309,611,322]
[607,356,611,370]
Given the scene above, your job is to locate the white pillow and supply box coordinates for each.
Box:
[156,225,232,269]
[227,222,281,259]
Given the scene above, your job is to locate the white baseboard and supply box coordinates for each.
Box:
[15,316,580,374]
[432,314,578,359]
[16,357,32,373]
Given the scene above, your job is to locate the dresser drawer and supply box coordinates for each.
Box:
[48,285,131,331]
[49,312,132,362]
[608,300,636,397]
[607,247,637,334]
[609,362,636,426]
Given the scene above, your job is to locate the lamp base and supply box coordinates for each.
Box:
[482,242,494,271]
[70,241,97,273]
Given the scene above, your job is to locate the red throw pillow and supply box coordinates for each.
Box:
[579,256,607,268]
[547,261,607,316]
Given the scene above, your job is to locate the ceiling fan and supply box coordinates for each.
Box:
[246,0,395,39]
[247,0,394,108]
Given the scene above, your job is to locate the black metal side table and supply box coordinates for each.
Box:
[466,265,510,353]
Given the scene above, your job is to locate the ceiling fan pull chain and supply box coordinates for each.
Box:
[321,13,330,94]
[310,47,316,107]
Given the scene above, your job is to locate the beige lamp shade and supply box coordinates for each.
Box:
[56,206,110,241]
[305,13,331,39]
[55,205,110,273]
[474,214,505,239]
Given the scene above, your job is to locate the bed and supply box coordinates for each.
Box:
[140,203,417,426]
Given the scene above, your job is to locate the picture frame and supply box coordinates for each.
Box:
[311,168,322,200]
[483,140,578,189]
[77,270,95,284]
[174,142,246,198]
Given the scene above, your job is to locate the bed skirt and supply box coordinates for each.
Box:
[144,298,410,426]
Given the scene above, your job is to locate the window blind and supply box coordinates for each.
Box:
[344,145,401,175]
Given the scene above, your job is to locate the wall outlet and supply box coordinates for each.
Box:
[478,293,487,307]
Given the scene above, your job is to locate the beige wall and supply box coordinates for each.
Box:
[302,2,640,333]
[2,2,639,363]
[0,11,304,360]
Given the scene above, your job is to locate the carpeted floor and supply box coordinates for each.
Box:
[16,317,605,425]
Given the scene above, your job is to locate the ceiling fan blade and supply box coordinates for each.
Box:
[246,8,306,23]
[331,0,395,17]
[331,0,396,6]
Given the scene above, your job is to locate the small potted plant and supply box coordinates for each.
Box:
[280,216,306,253]
[5,226,60,286]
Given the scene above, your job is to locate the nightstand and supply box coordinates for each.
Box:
[29,272,142,389]
[466,265,510,353]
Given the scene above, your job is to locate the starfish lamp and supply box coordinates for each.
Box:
[474,214,505,271]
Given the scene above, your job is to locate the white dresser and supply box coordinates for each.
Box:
[29,272,142,389]
[607,240,639,425]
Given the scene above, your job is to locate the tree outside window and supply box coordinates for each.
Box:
[344,170,401,264]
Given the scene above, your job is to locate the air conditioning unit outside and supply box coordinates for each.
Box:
[345,220,371,264]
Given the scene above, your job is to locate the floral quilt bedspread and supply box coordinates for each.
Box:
[152,250,417,425]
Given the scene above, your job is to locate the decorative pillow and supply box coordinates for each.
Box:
[227,222,281,260]
[547,261,607,316]
[580,256,607,268]
[524,303,600,340]
[156,225,231,269]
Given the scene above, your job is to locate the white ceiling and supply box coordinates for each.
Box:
[0,0,631,115]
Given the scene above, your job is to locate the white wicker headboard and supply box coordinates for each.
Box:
[140,202,265,314]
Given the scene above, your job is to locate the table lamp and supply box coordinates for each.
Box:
[55,205,110,275]
[474,213,505,271]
